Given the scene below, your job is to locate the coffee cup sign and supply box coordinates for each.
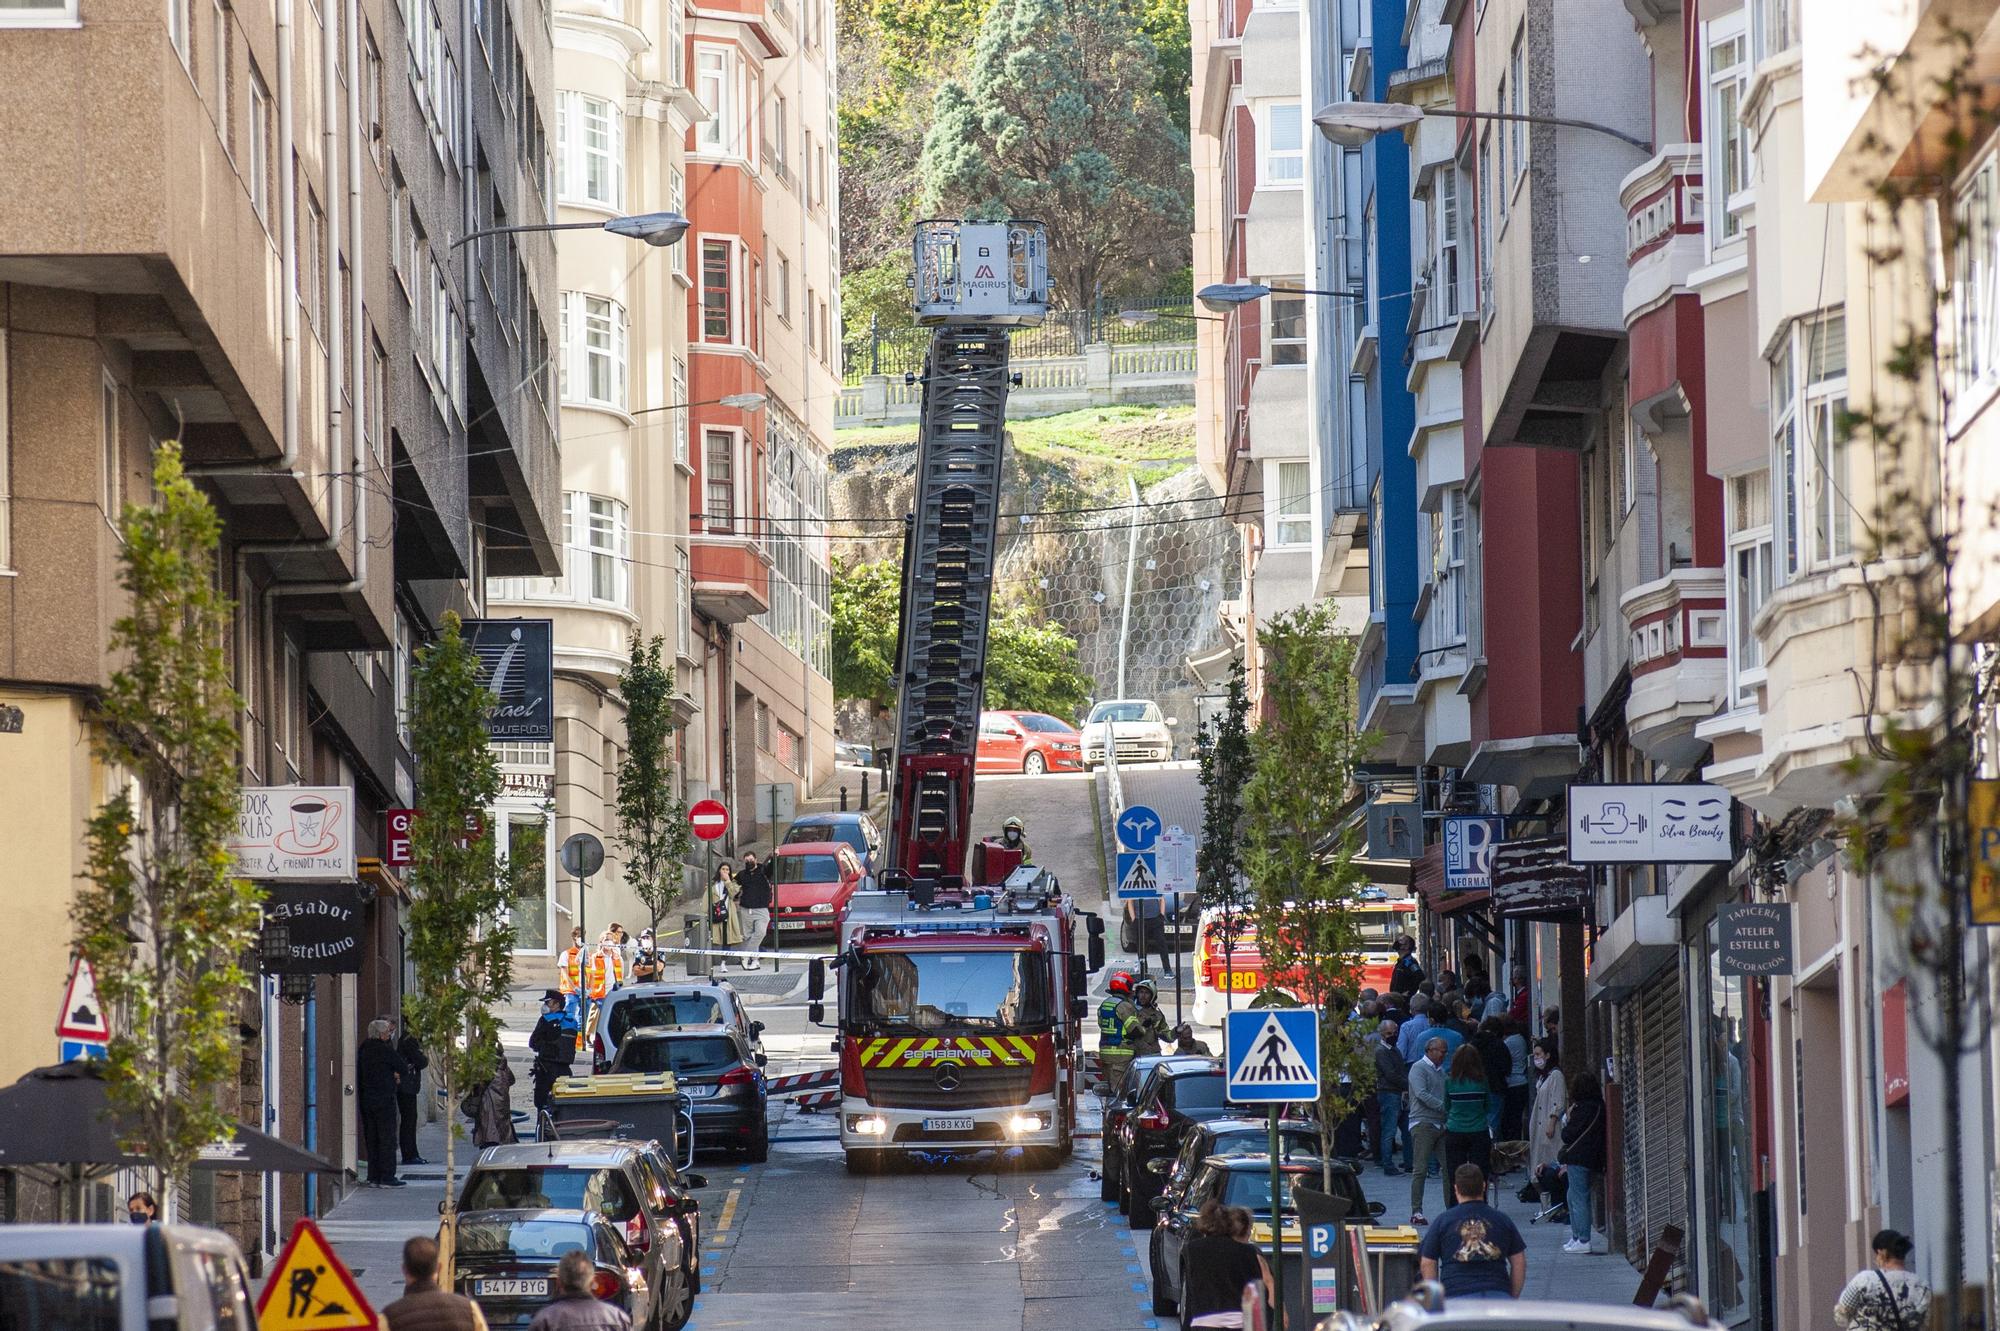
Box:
[230,785,357,881]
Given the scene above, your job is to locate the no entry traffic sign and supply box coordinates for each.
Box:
[689,799,730,842]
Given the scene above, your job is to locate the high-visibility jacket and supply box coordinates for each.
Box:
[558,946,584,996]
[1099,997,1134,1049]
[586,950,611,1000]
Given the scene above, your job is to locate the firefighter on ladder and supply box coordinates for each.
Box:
[1097,971,1137,1091]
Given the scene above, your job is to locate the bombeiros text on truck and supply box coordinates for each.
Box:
[806,220,1107,1172]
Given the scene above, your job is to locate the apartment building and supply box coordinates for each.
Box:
[682,0,838,845]
[486,0,703,953]
[0,0,558,1247]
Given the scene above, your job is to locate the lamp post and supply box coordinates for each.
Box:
[1196,282,1357,313]
[1117,309,1231,328]
[630,392,769,417]
[449,210,693,252]
[1311,100,1649,151]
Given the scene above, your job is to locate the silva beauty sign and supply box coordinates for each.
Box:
[1567,782,1734,865]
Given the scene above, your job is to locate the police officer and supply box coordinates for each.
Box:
[528,989,574,1118]
[998,816,1033,865]
[1097,971,1136,1090]
[1124,979,1172,1058]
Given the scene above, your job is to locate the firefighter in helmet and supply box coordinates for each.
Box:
[1097,971,1137,1090]
[998,815,1033,865]
[1123,979,1172,1059]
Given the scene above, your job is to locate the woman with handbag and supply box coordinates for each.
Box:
[1834,1231,1931,1331]
[711,862,744,951]
[1557,1072,1606,1253]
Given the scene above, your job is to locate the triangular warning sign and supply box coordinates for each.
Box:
[973,263,996,279]
[1232,1013,1315,1087]
[56,957,110,1042]
[255,1218,377,1331]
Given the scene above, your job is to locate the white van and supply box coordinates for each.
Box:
[0,1223,259,1330]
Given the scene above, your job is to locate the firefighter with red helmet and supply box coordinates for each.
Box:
[1098,971,1138,1090]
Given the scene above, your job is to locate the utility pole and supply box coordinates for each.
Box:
[1117,473,1141,698]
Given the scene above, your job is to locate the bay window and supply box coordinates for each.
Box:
[1267,286,1305,365]
[1435,166,1461,318]
[1953,147,2000,404]
[559,291,627,409]
[705,429,737,531]
[556,91,622,209]
[581,495,630,607]
[1269,459,1311,548]
[672,356,690,466]
[1705,16,1749,247]
[1726,471,1774,708]
[1263,103,1303,185]
[1429,487,1467,643]
[701,240,735,342]
[1771,311,1852,578]
[695,47,741,155]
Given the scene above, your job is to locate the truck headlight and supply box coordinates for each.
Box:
[849,1115,888,1136]
[1008,1113,1047,1134]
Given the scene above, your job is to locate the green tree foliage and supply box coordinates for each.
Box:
[403,612,513,1230]
[916,0,1192,307]
[76,444,264,1208]
[1240,607,1379,1183]
[616,636,692,934]
[983,608,1092,718]
[831,556,903,708]
[1195,661,1253,998]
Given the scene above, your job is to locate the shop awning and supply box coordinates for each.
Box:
[1411,842,1490,915]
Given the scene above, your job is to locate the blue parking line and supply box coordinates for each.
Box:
[1126,1264,1142,1273]
[1130,1281,1145,1292]
[1145,1321,1161,1329]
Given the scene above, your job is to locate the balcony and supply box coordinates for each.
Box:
[1619,146,1704,329]
[691,534,772,624]
[1619,568,1727,768]
[1588,894,1676,1000]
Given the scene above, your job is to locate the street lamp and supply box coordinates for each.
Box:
[630,392,769,417]
[1118,308,1229,327]
[1312,101,1649,151]
[1196,282,1355,313]
[450,211,692,251]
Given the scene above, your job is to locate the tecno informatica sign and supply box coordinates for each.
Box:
[465,618,554,742]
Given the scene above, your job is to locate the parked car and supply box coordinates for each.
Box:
[632,1139,708,1295]
[770,841,868,939]
[1099,1054,1216,1203]
[783,811,885,875]
[975,710,1084,774]
[1322,1286,1726,1331]
[0,1223,255,1331]
[1149,1155,1382,1317]
[1149,1116,1327,1203]
[586,980,766,1075]
[458,1139,702,1322]
[611,1024,771,1161]
[451,1207,685,1331]
[834,738,875,766]
[1120,893,1198,954]
[1080,699,1176,768]
[1116,1060,1234,1227]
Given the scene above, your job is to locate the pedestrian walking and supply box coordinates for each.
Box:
[397,1014,430,1166]
[356,1018,410,1187]
[711,862,744,950]
[1473,1019,1512,1138]
[529,988,576,1117]
[1372,1020,1409,1175]
[1501,1021,1532,1141]
[1525,1038,1567,1203]
[467,1036,518,1149]
[126,1192,158,1224]
[736,854,774,969]
[1389,936,1425,995]
[1418,1164,1526,1300]
[1441,1044,1493,1183]
[530,1250,633,1330]
[630,928,665,984]
[385,1236,489,1331]
[1178,1200,1273,1329]
[1407,1036,1449,1224]
[1834,1230,1931,1331]
[1557,1071,1607,1252]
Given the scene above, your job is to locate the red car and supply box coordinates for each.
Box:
[770,842,867,939]
[975,710,1085,775]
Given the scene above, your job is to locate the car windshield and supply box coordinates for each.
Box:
[1088,702,1157,724]
[461,1167,641,1222]
[0,1257,120,1331]
[1213,1131,1321,1162]
[852,949,1052,1030]
[1018,714,1072,734]
[1354,906,1412,946]
[787,822,867,855]
[1222,1169,1312,1214]
[456,1219,596,1260]
[772,854,842,884]
[616,1035,739,1077]
[609,994,724,1045]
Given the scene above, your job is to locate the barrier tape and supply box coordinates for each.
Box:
[791,1090,838,1112]
[642,943,839,963]
[767,1068,839,1096]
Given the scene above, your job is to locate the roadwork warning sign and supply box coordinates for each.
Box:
[256,1218,376,1331]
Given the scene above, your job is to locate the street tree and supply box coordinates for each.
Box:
[403,612,514,1251]
[1239,606,1379,1184]
[616,635,692,934]
[1195,660,1253,1007]
[831,556,902,709]
[982,608,1092,718]
[76,443,265,1210]
[918,0,1192,308]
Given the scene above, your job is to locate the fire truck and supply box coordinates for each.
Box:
[807,220,1106,1171]
[1190,890,1418,1025]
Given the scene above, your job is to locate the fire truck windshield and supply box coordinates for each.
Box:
[852,950,1052,1031]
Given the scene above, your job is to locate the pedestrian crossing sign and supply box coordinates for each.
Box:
[1225,1007,1320,1103]
[1115,851,1159,899]
[255,1218,376,1331]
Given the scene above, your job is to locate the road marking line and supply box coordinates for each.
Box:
[715,1188,740,1234]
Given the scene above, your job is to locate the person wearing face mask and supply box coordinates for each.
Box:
[997,816,1034,865]
[1526,1037,1567,1204]
[736,853,774,969]
[127,1191,158,1224]
[630,928,665,984]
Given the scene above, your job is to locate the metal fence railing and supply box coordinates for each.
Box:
[841,286,1197,385]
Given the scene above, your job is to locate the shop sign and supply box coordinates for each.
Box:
[1968,779,2000,926]
[1491,836,1591,919]
[230,786,355,881]
[1444,815,1504,891]
[260,884,366,974]
[466,618,554,741]
[1716,901,1794,976]
[1567,782,1733,864]
[501,769,555,800]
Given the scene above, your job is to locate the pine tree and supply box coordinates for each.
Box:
[616,635,692,935]
[76,443,265,1211]
[1195,661,1253,1006]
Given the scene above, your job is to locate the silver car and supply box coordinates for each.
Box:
[0,1224,258,1331]
[1325,1284,1723,1331]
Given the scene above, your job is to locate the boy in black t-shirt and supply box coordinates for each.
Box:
[1419,1164,1526,1300]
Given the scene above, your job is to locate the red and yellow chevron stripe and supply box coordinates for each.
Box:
[853,1035,1040,1068]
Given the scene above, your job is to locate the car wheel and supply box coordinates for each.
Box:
[1127,1164,1157,1229]
[1023,751,1047,776]
[1150,1235,1178,1316]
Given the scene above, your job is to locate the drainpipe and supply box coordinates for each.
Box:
[303,985,318,1216]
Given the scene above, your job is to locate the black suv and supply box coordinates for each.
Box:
[1100,1054,1215,1203]
[1116,1061,1233,1227]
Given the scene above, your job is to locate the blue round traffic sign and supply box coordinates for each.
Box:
[1117,804,1162,851]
